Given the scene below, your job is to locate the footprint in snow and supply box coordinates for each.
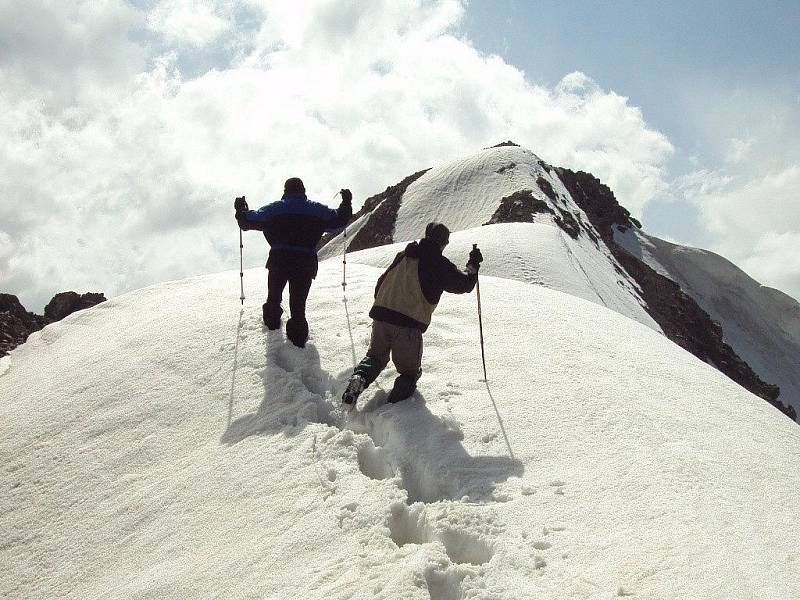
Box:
[387,503,495,566]
[542,526,567,536]
[273,344,299,373]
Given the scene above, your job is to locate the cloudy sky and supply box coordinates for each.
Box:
[1,0,798,311]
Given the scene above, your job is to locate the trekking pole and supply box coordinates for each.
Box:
[474,243,487,381]
[473,245,514,459]
[328,190,346,290]
[342,226,347,290]
[239,228,245,305]
[331,190,358,367]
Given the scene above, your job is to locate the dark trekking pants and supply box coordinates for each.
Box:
[264,261,313,347]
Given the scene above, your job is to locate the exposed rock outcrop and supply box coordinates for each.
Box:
[484,190,553,225]
[44,292,107,322]
[318,169,429,253]
[489,140,521,148]
[1,292,106,357]
[556,168,793,421]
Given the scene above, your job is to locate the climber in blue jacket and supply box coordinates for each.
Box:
[234,177,352,347]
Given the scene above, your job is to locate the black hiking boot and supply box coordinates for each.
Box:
[386,372,419,404]
[342,374,366,406]
[263,302,282,330]
[286,318,308,348]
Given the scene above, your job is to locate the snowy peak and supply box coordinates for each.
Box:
[322,145,610,256]
[322,145,653,327]
[394,146,554,239]
[320,143,798,421]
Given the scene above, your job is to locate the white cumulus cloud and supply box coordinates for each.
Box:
[2,0,680,311]
[146,0,231,47]
[679,163,800,299]
[672,83,800,301]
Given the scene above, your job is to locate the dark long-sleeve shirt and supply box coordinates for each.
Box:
[237,192,352,278]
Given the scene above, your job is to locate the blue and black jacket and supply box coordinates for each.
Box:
[237,193,351,278]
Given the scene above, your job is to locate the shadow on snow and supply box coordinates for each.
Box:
[222,321,523,503]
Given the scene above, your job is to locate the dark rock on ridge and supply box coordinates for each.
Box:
[1,292,106,357]
[536,177,558,203]
[484,185,582,240]
[44,292,107,322]
[554,168,642,233]
[555,168,794,421]
[0,294,46,357]
[0,294,44,331]
[553,207,581,240]
[485,190,553,225]
[318,169,429,254]
[0,311,34,358]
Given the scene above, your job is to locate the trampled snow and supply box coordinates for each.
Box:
[2,257,799,599]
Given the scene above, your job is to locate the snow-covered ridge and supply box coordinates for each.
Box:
[2,262,799,598]
[616,226,800,418]
[322,145,658,331]
[320,143,797,420]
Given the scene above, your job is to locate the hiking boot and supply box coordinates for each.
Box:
[263,302,282,330]
[286,318,308,348]
[342,374,366,406]
[387,372,419,404]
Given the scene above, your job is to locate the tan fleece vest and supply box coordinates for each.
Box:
[374,256,437,326]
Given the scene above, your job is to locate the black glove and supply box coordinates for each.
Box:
[340,189,352,203]
[234,196,248,212]
[468,246,483,267]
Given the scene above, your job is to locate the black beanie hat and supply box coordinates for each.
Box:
[424,222,450,246]
[284,177,305,195]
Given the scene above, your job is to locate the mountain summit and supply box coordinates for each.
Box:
[320,143,799,421]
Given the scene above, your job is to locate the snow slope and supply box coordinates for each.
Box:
[616,227,800,417]
[2,259,799,599]
[334,224,661,335]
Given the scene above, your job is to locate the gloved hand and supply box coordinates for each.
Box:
[340,189,352,203]
[234,196,248,213]
[468,246,483,267]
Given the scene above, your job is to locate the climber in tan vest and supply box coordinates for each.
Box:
[342,222,483,405]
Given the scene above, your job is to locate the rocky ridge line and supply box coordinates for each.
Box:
[554,167,793,421]
[1,292,106,357]
[318,169,430,254]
